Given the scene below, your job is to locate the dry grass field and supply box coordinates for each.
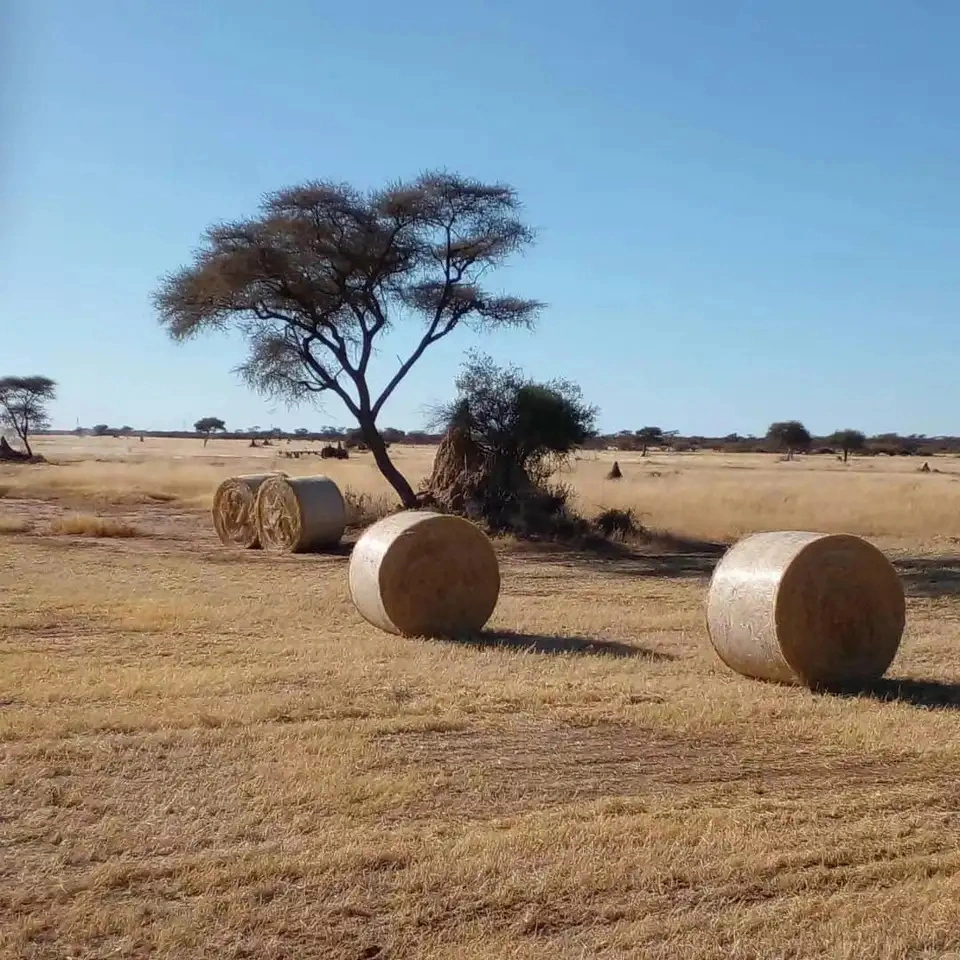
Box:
[4,436,960,958]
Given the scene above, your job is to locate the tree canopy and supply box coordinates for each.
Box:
[635,426,663,455]
[766,420,812,458]
[830,428,866,462]
[153,171,541,506]
[194,417,226,434]
[0,375,56,457]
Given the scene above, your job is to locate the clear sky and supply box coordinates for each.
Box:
[2,0,959,437]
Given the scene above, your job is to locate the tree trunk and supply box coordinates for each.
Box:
[361,420,418,508]
[18,428,32,458]
[843,448,849,463]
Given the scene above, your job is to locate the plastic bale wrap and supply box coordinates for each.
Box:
[254,475,346,552]
[349,510,500,638]
[212,474,280,548]
[705,531,905,688]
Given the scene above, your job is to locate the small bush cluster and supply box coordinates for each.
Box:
[593,507,641,540]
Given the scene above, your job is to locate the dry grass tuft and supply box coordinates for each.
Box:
[49,512,142,538]
[0,517,31,534]
[343,486,395,529]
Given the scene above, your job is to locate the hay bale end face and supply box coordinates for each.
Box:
[349,510,500,638]
[705,531,905,688]
[254,474,346,552]
[212,474,279,548]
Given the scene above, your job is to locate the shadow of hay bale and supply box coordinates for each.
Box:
[813,677,960,711]
[508,533,726,580]
[445,629,676,660]
[893,556,960,599]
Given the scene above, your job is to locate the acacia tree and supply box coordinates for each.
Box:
[766,420,812,460]
[635,426,663,456]
[830,428,866,463]
[0,376,57,457]
[194,416,226,446]
[153,172,541,507]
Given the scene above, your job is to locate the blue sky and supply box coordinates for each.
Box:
[2,0,959,436]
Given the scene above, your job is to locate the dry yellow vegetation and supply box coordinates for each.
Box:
[2,436,960,958]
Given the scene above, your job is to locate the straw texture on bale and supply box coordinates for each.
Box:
[212,474,279,548]
[254,474,346,552]
[705,531,905,688]
[349,510,500,638]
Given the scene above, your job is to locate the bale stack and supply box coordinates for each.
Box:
[254,474,346,553]
[705,531,905,688]
[349,510,500,638]
[211,473,282,548]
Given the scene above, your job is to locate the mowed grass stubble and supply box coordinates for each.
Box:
[2,437,960,958]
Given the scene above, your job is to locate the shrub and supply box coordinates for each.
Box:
[593,507,641,540]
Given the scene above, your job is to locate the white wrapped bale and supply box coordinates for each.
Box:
[349,510,500,638]
[254,474,346,552]
[705,531,905,687]
[212,474,279,548]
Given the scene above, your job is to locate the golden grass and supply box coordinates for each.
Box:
[49,512,142,538]
[3,436,960,957]
[9,437,960,546]
[0,516,31,534]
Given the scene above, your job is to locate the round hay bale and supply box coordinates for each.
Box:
[705,531,905,688]
[254,474,346,552]
[212,474,280,548]
[349,510,500,637]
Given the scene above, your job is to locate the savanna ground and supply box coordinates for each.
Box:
[3,436,960,959]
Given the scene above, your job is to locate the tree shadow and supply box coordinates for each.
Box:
[814,677,960,711]
[509,533,727,580]
[894,556,960,599]
[446,629,676,660]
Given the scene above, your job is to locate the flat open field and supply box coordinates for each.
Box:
[3,437,960,958]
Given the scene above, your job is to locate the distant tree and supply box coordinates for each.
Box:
[294,427,310,436]
[635,426,664,457]
[194,416,226,446]
[381,427,407,444]
[830,428,866,463]
[92,423,111,437]
[153,171,541,508]
[766,420,812,460]
[0,375,57,456]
